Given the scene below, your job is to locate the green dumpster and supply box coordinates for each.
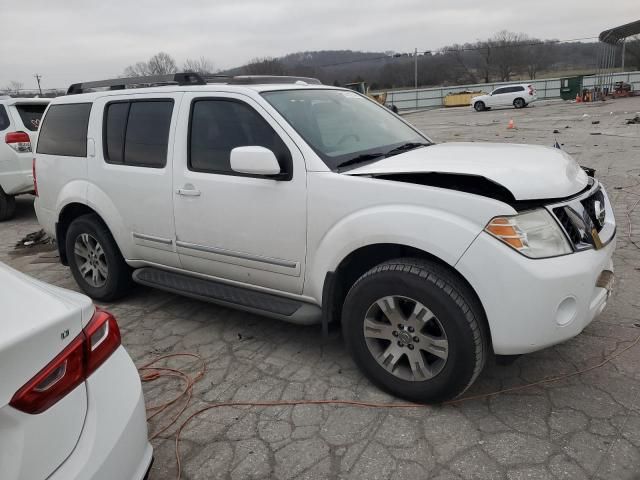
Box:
[560,76,583,100]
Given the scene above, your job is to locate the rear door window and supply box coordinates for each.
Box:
[37,104,92,157]
[15,104,47,131]
[103,100,173,168]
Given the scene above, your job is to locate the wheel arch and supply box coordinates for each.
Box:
[320,243,490,351]
[56,202,124,266]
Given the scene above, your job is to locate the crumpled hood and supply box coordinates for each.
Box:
[344,142,589,201]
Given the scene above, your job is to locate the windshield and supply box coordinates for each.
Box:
[261,89,430,170]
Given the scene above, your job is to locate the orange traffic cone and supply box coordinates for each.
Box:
[507,119,515,129]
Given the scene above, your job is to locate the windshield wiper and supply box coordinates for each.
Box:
[384,142,430,158]
[336,152,385,171]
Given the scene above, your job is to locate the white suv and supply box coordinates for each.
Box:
[0,96,49,220]
[472,84,537,111]
[34,74,615,402]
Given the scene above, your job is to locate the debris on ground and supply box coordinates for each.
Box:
[590,132,602,135]
[592,120,600,125]
[14,229,53,249]
[553,129,560,133]
[626,115,640,125]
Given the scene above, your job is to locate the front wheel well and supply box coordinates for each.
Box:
[56,203,102,265]
[323,243,491,349]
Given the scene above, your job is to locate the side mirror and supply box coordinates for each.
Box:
[230,146,281,176]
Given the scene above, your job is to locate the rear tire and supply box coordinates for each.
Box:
[474,101,486,112]
[342,258,487,403]
[0,188,16,221]
[65,214,132,301]
[513,98,525,109]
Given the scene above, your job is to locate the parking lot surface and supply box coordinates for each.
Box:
[3,97,640,480]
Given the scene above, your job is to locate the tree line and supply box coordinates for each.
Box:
[120,31,639,90]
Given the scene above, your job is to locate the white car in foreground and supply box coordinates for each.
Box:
[472,84,537,111]
[0,263,152,480]
[0,97,49,220]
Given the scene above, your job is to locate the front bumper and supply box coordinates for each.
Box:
[456,231,616,355]
[49,347,152,480]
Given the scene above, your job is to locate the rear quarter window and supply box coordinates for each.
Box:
[15,104,47,131]
[0,105,9,131]
[37,104,92,157]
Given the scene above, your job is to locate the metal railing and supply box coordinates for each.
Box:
[380,71,640,111]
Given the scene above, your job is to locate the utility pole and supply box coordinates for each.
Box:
[414,47,418,109]
[34,73,43,96]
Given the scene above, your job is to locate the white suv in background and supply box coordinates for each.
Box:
[472,84,537,111]
[34,74,615,402]
[0,97,49,220]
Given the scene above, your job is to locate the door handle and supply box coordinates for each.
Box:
[176,186,201,197]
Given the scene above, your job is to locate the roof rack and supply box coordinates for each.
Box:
[66,72,206,95]
[66,73,323,95]
[228,76,322,85]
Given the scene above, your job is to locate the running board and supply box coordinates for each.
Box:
[132,267,321,325]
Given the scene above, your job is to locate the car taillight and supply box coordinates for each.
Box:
[5,131,32,153]
[32,158,38,197]
[9,308,121,414]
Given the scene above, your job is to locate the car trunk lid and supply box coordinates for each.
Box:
[0,263,91,480]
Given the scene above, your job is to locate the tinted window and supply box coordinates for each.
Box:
[492,88,507,95]
[37,104,91,157]
[16,104,47,131]
[104,102,129,164]
[103,100,173,168]
[0,106,9,131]
[189,99,291,176]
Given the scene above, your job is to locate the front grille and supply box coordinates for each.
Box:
[581,189,605,232]
[554,207,583,245]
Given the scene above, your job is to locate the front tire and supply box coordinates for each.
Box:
[66,214,132,301]
[0,188,16,221]
[342,258,487,403]
[473,101,486,112]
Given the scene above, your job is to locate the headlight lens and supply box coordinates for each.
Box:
[485,209,572,258]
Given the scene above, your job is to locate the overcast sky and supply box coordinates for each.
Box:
[0,0,636,90]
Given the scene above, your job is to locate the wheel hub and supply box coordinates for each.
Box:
[363,295,449,382]
[73,233,108,288]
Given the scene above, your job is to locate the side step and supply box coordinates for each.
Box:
[132,267,321,325]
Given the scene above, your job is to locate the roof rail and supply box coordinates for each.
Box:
[66,72,206,95]
[228,76,322,85]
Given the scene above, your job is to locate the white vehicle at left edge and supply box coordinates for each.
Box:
[0,262,152,480]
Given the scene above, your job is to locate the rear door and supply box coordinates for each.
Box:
[89,92,181,267]
[0,264,88,480]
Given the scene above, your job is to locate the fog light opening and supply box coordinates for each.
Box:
[556,297,578,326]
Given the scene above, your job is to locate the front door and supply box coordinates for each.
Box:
[172,93,307,294]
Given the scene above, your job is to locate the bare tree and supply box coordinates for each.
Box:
[243,57,286,75]
[2,80,24,95]
[490,31,528,82]
[183,57,216,74]
[123,52,177,77]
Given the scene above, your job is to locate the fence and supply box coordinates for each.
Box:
[381,70,640,111]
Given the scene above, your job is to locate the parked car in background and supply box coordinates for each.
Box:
[0,97,49,220]
[472,84,537,111]
[0,262,152,480]
[34,73,615,403]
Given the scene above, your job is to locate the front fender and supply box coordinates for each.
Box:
[304,204,483,301]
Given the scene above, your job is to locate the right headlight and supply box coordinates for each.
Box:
[484,208,572,258]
